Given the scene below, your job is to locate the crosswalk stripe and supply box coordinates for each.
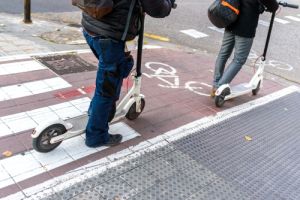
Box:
[258,20,269,27]
[0,97,90,137]
[180,29,208,39]
[0,60,46,76]
[284,16,300,22]
[0,77,71,102]
[275,17,290,24]
[208,26,224,34]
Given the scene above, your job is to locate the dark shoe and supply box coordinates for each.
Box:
[85,134,122,148]
[103,134,123,146]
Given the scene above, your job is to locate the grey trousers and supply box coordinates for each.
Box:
[213,30,254,88]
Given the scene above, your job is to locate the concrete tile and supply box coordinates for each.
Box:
[1,152,43,177]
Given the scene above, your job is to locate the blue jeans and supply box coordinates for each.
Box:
[83,30,133,146]
[213,31,254,88]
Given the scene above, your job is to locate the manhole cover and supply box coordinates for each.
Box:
[35,54,97,75]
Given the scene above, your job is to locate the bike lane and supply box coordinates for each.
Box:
[0,48,284,199]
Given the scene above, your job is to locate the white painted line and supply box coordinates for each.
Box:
[142,45,162,49]
[0,60,46,76]
[284,16,300,22]
[258,20,269,27]
[0,77,71,102]
[208,26,224,34]
[0,122,140,191]
[180,29,208,39]
[275,17,290,24]
[0,97,90,137]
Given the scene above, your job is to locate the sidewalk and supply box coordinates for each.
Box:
[1,12,299,200]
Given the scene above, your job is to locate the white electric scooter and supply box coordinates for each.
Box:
[214,1,298,108]
[31,12,147,153]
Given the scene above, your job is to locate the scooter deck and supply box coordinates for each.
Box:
[231,83,253,93]
[65,114,88,131]
[225,83,254,100]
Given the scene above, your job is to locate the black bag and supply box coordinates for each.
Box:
[72,0,114,19]
[208,0,240,28]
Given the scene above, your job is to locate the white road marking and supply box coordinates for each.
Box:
[258,20,269,27]
[208,26,224,33]
[275,17,290,24]
[0,122,140,189]
[0,97,90,137]
[284,16,300,22]
[0,60,46,75]
[180,29,208,39]
[0,77,71,101]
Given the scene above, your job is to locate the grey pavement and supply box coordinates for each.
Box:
[0,12,86,57]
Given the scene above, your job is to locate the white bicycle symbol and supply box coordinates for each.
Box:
[248,50,293,71]
[143,62,211,97]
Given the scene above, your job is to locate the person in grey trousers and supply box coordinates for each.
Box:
[211,0,279,97]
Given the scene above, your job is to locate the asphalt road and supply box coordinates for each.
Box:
[0,0,77,13]
[0,0,300,83]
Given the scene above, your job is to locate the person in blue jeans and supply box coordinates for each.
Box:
[82,0,174,147]
[211,0,279,97]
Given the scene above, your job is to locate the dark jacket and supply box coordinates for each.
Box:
[82,0,172,41]
[226,0,279,38]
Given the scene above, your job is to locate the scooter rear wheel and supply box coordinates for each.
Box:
[126,98,145,120]
[252,81,261,96]
[32,124,66,153]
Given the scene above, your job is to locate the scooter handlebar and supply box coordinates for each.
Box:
[279,2,299,9]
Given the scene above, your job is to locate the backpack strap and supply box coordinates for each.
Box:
[121,0,137,41]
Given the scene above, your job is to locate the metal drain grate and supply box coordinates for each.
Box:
[35,54,97,75]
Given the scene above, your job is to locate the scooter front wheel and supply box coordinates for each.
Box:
[126,98,145,120]
[32,124,67,153]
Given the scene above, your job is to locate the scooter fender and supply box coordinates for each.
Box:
[31,119,70,139]
[215,84,230,96]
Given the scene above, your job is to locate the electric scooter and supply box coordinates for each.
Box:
[31,11,147,153]
[214,1,298,108]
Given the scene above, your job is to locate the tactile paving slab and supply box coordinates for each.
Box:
[174,92,300,200]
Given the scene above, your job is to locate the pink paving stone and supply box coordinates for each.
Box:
[62,71,96,83]
[0,74,18,86]
[0,183,21,199]
[16,70,56,83]
[0,99,17,110]
[125,117,153,132]
[0,135,27,159]
[15,130,33,152]
[16,172,53,193]
[170,110,208,128]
